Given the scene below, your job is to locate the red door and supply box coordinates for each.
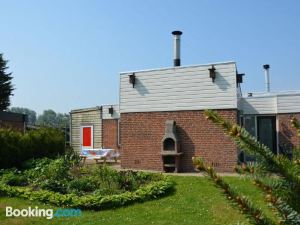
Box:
[81,126,93,149]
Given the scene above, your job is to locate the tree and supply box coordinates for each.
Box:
[9,107,37,125]
[0,54,14,110]
[37,109,69,128]
[199,110,300,225]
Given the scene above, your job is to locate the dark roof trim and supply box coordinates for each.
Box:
[0,111,28,122]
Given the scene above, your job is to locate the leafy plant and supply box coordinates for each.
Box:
[204,110,300,225]
[0,173,174,210]
[0,169,27,186]
[68,177,98,195]
[192,158,275,225]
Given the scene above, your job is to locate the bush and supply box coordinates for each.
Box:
[24,157,71,193]
[0,158,174,210]
[0,128,65,169]
[0,169,27,186]
[68,177,99,195]
[0,178,174,210]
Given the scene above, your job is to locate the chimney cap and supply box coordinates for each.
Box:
[263,64,270,69]
[172,30,182,35]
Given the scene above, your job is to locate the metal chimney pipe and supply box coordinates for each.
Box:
[172,31,182,67]
[263,64,270,92]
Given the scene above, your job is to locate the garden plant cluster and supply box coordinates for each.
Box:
[0,151,174,210]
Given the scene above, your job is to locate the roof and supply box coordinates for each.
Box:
[0,111,27,122]
[244,90,300,99]
[70,106,102,114]
[120,61,236,75]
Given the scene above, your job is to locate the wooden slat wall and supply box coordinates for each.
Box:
[71,109,102,153]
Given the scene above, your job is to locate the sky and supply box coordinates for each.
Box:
[1,0,300,114]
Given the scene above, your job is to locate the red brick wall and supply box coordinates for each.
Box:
[0,121,24,131]
[120,110,237,172]
[102,119,119,150]
[278,113,300,153]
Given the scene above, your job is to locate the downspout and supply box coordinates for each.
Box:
[100,106,103,149]
[275,95,279,154]
[117,118,120,148]
[69,112,72,148]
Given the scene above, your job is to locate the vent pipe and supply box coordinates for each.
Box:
[263,64,270,92]
[172,31,182,67]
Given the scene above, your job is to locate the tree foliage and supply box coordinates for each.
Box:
[9,107,37,125]
[201,110,300,225]
[36,109,69,128]
[0,54,14,110]
[192,157,276,225]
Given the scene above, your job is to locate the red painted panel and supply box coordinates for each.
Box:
[82,127,92,147]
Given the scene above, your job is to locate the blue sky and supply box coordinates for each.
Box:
[1,0,300,114]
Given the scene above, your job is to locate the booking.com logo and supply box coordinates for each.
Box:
[6,206,82,219]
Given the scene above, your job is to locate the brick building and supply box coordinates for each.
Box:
[70,32,300,172]
[70,62,300,172]
[0,111,27,132]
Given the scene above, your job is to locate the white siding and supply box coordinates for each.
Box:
[102,104,120,119]
[120,62,238,113]
[277,94,300,113]
[239,93,300,115]
[239,97,277,114]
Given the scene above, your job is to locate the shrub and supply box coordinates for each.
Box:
[0,129,23,168]
[24,157,71,193]
[0,128,65,169]
[0,178,174,210]
[0,158,174,210]
[0,169,27,186]
[68,177,99,195]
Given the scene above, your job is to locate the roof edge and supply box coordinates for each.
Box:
[120,61,236,75]
[70,106,102,114]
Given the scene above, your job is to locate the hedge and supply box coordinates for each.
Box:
[0,178,174,210]
[0,128,65,168]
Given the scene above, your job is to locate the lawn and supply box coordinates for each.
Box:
[0,175,279,225]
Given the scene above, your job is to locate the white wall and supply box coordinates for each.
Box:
[239,96,277,114]
[102,104,120,119]
[277,94,300,113]
[239,93,300,115]
[120,62,238,113]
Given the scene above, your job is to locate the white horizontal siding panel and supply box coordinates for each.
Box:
[120,70,236,83]
[239,97,277,114]
[102,104,120,119]
[120,62,237,113]
[277,95,300,113]
[120,104,236,113]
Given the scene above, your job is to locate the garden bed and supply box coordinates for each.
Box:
[0,155,174,210]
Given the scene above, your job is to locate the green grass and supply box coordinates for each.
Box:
[0,176,279,225]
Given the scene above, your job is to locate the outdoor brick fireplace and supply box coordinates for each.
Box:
[161,120,182,172]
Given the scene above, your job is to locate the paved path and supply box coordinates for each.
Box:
[83,159,241,177]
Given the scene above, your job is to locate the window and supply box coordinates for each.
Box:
[241,115,277,162]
